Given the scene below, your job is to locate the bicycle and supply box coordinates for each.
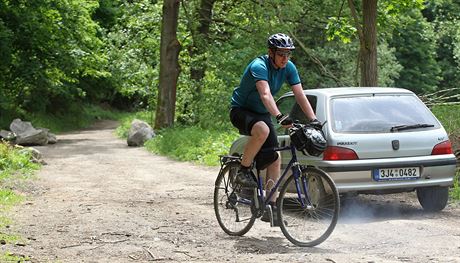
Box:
[213,122,340,247]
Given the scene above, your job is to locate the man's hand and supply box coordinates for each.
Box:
[308,118,322,130]
[276,114,293,126]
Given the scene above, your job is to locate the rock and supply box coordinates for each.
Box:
[0,130,16,141]
[18,147,45,164]
[47,133,57,144]
[9,119,48,146]
[127,119,155,147]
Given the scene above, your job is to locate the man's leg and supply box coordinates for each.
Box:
[261,155,282,226]
[241,121,269,167]
[235,121,269,187]
[265,155,281,203]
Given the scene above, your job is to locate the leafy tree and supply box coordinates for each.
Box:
[101,0,162,113]
[0,0,107,119]
[389,9,441,93]
[423,0,460,95]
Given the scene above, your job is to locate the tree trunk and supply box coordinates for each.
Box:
[190,0,217,82]
[348,0,378,87]
[155,0,181,130]
[361,0,378,87]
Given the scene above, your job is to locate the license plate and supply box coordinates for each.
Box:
[373,167,420,181]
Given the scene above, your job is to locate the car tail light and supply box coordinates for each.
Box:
[323,146,359,160]
[431,140,453,155]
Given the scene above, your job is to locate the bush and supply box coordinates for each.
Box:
[0,141,39,248]
[144,126,239,166]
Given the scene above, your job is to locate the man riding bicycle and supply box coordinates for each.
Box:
[229,33,320,225]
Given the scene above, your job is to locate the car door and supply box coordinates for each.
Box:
[275,94,319,169]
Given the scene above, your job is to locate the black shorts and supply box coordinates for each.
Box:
[230,107,279,170]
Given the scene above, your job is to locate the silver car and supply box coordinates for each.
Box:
[229,87,457,211]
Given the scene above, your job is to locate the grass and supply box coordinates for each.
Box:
[450,170,460,200]
[0,253,31,263]
[0,141,39,255]
[144,126,239,166]
[432,104,460,200]
[432,104,460,134]
[116,113,239,166]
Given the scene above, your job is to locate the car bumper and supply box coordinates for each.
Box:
[316,155,457,193]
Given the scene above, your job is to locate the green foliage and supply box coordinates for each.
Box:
[0,252,30,263]
[144,126,239,166]
[431,103,460,200]
[326,17,357,44]
[390,10,441,93]
[0,141,37,249]
[0,143,40,182]
[431,104,460,135]
[451,170,460,200]
[423,0,460,94]
[102,0,162,110]
[1,104,126,133]
[1,0,459,140]
[0,0,109,117]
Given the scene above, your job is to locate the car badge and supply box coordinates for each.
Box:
[392,140,400,150]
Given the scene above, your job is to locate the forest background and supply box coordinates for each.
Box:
[0,0,459,165]
[0,1,459,258]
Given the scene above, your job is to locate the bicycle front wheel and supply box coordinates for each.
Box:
[278,167,339,247]
[214,162,256,236]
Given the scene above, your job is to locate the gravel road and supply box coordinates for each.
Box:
[2,120,460,262]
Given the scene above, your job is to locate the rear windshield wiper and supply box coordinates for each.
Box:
[390,123,435,132]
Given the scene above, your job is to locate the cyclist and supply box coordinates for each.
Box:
[229,33,320,225]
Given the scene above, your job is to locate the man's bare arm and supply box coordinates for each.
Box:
[291,84,316,121]
[256,80,281,117]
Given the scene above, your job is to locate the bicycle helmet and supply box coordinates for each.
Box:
[267,33,295,50]
[289,124,327,156]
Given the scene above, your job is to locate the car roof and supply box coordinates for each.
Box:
[280,87,415,99]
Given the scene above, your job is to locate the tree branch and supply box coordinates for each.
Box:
[274,6,343,86]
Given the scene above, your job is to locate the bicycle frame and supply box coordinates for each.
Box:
[254,143,313,210]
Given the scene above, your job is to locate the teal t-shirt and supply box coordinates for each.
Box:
[230,55,301,114]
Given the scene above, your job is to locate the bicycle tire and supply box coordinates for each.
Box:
[214,162,256,236]
[278,167,339,247]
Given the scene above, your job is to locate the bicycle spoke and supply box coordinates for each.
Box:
[278,167,339,247]
[214,162,255,236]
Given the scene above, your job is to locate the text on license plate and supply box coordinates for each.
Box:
[373,167,420,181]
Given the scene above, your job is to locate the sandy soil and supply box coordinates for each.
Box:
[2,120,460,263]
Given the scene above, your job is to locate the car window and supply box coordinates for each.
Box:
[275,95,317,134]
[331,94,439,133]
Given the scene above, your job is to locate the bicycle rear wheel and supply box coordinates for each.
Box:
[214,162,256,236]
[278,167,339,247]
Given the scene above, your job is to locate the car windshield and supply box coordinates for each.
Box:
[331,94,439,133]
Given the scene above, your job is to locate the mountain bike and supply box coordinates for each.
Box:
[213,123,340,247]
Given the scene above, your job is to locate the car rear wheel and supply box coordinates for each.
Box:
[416,186,449,212]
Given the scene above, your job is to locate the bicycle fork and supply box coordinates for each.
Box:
[293,165,314,210]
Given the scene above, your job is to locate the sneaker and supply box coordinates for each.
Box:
[237,188,254,200]
[261,205,281,227]
[234,169,257,188]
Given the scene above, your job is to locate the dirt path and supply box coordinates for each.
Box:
[2,120,460,262]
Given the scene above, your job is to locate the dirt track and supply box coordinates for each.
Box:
[2,120,460,262]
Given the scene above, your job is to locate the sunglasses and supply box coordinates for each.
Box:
[275,50,292,58]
